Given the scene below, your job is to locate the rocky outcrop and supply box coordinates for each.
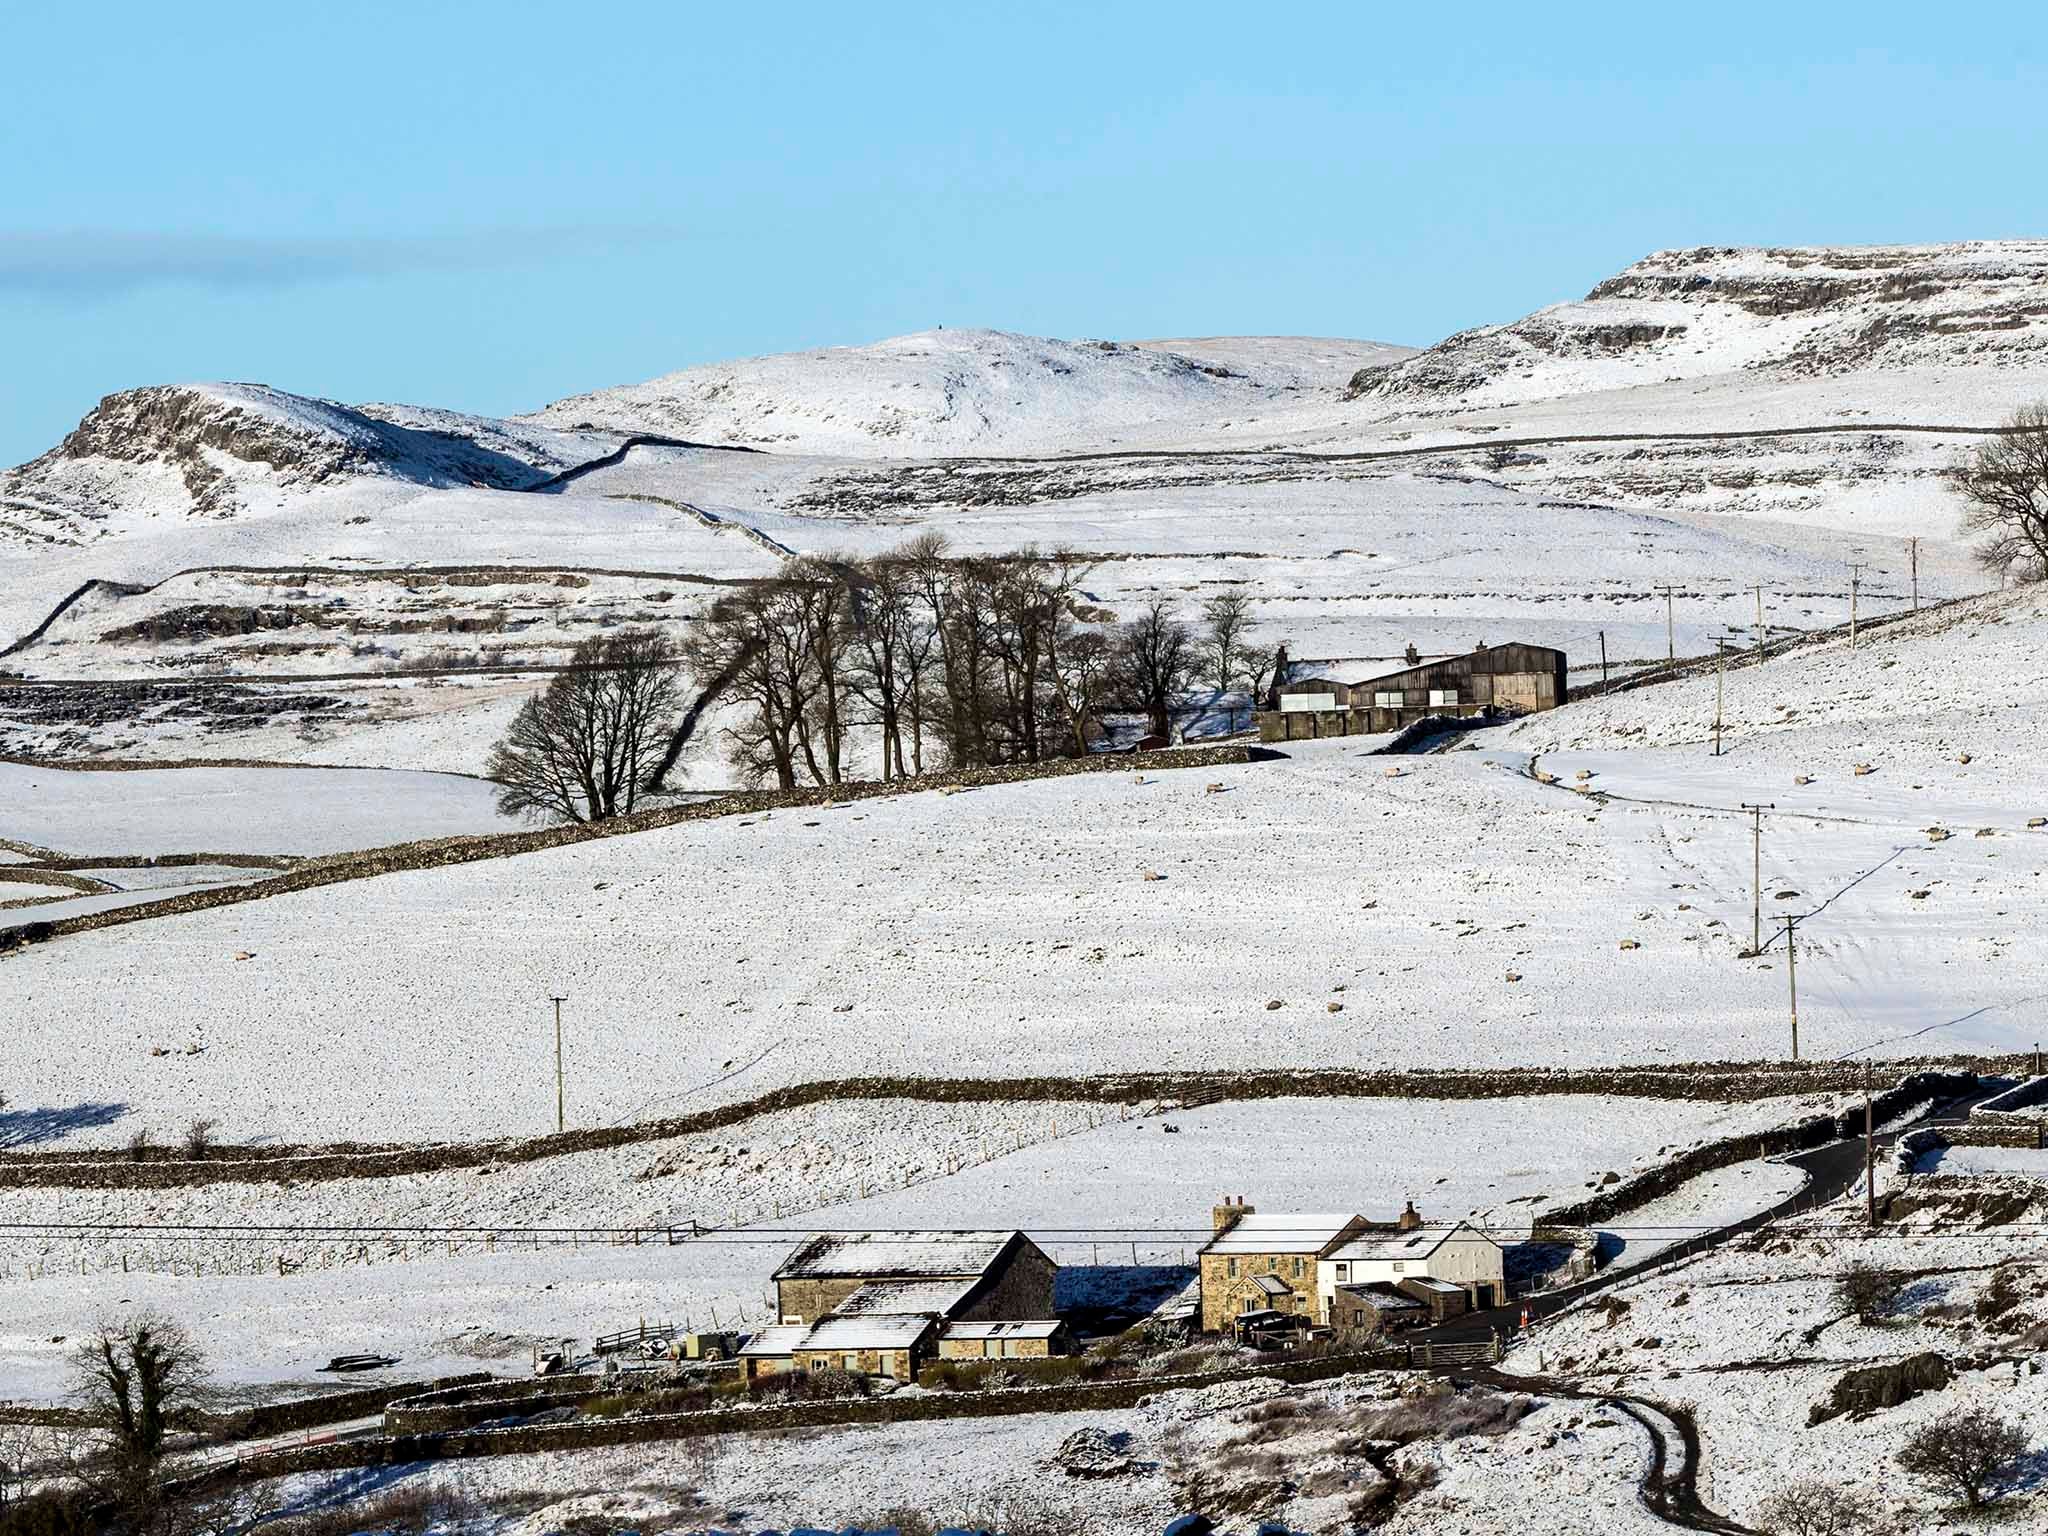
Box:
[1347,241,2048,409]
[3,384,586,527]
[1808,1352,1952,1424]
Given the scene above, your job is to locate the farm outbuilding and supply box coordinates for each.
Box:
[753,1227,1063,1382]
[1317,1216,1506,1320]
[771,1229,1057,1326]
[1258,641,1568,742]
[936,1319,1073,1360]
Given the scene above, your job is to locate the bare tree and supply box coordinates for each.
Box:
[487,631,683,822]
[1755,1478,1875,1536]
[846,550,922,781]
[1042,550,1109,756]
[0,1421,58,1510]
[1896,1406,2030,1510]
[1114,600,1195,740]
[1200,591,1254,694]
[69,1315,209,1523]
[1238,638,1286,715]
[785,559,852,786]
[1951,402,2048,584]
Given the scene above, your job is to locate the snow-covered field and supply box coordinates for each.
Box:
[0,761,515,857]
[0,1090,1826,1401]
[11,638,2048,1145]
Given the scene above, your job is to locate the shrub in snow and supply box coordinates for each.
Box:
[1832,1261,1904,1323]
[1753,1477,1876,1536]
[1896,1405,2031,1510]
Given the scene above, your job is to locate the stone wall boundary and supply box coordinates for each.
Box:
[178,1346,1407,1491]
[0,744,1256,956]
[0,1062,2017,1193]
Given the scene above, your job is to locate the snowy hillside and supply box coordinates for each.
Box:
[0,383,598,545]
[1347,241,2048,415]
[527,328,1402,456]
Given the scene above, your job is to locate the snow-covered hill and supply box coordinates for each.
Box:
[1346,241,2048,415]
[0,383,598,545]
[527,328,1408,456]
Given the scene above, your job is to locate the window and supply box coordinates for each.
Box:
[1374,690,1403,708]
[1241,1297,1259,1314]
[1429,689,1458,707]
[1268,1256,1280,1273]
[1392,1262,1405,1273]
[1293,1257,1305,1278]
[1335,1263,1350,1282]
[1227,1257,1238,1278]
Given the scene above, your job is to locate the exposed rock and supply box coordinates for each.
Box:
[1048,1425,1143,1478]
[1809,1351,1952,1424]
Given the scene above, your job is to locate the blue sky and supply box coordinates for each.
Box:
[3,1,2044,466]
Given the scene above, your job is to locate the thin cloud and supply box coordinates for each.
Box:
[0,227,681,298]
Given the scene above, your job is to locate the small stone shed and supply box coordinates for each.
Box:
[789,1314,939,1380]
[936,1319,1073,1360]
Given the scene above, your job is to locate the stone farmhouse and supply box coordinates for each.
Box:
[743,1229,1059,1381]
[1196,1198,1372,1332]
[1258,640,1568,742]
[1200,1197,1508,1335]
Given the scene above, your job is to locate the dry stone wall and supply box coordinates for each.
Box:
[0,1062,2016,1193]
[0,744,1257,955]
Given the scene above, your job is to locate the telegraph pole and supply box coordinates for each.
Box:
[1909,538,1920,613]
[1751,584,1766,667]
[1864,1060,1877,1226]
[1739,802,1775,955]
[1780,914,1801,1061]
[1657,584,1676,664]
[1848,562,1865,650]
[1598,630,1609,686]
[1714,639,1726,757]
[549,994,569,1133]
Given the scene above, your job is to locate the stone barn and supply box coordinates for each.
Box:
[1259,641,1568,742]
[772,1229,1057,1326]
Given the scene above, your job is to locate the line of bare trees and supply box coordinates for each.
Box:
[682,538,1280,789]
[483,540,1280,817]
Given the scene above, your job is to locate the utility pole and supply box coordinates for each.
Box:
[1848,562,1865,650]
[1740,802,1775,955]
[1751,584,1766,668]
[549,994,569,1133]
[1598,630,1609,686]
[1909,538,1920,613]
[1656,584,1676,664]
[1714,640,1726,757]
[1780,914,1801,1061]
[1864,1060,1877,1226]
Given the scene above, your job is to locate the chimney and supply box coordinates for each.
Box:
[1397,1200,1421,1232]
[1404,642,1420,665]
[1212,1194,1255,1234]
[1266,647,1289,709]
